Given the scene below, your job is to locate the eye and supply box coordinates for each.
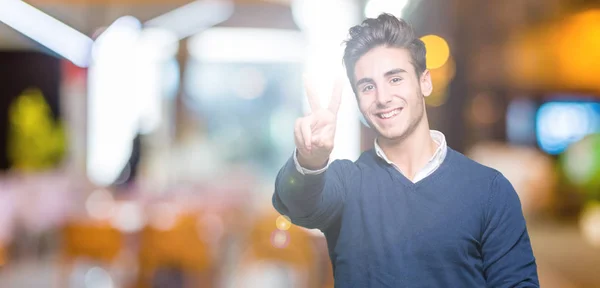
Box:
[390,77,402,84]
[361,84,374,92]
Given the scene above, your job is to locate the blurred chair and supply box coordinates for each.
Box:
[0,243,6,268]
[137,212,214,288]
[62,221,123,262]
[233,209,319,288]
[60,220,124,286]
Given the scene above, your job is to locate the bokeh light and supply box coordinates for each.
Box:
[469,92,501,126]
[537,102,600,155]
[85,189,115,220]
[148,202,179,231]
[561,133,600,196]
[110,201,144,233]
[275,215,292,231]
[555,10,600,91]
[506,9,600,92]
[84,266,114,288]
[580,201,600,248]
[420,35,450,70]
[270,230,290,249]
[426,55,455,107]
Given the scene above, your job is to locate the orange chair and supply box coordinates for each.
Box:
[137,213,214,288]
[60,220,125,286]
[62,221,123,262]
[235,209,319,288]
[0,243,6,268]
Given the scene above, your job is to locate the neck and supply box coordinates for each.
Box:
[377,118,437,180]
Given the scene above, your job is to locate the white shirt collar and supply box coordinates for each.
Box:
[374,130,448,183]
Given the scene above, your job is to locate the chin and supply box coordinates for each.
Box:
[375,126,409,142]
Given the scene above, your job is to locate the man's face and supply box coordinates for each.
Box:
[353,46,432,142]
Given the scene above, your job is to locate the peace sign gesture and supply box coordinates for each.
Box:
[294,76,343,170]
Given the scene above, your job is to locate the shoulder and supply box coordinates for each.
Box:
[329,149,378,170]
[450,148,520,210]
[446,147,502,182]
[326,149,380,182]
[445,147,519,207]
[445,149,524,227]
[356,148,378,165]
[325,150,369,178]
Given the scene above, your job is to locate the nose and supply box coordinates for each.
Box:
[375,86,392,106]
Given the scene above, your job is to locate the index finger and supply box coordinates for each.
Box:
[328,76,343,115]
[303,75,321,111]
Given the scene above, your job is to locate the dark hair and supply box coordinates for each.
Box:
[343,13,426,92]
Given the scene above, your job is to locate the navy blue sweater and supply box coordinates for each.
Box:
[273,147,539,287]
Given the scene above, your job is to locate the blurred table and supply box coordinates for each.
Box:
[528,219,600,288]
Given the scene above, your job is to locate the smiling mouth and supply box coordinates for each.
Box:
[377,108,402,119]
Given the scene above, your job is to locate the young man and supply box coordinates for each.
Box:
[272,13,539,287]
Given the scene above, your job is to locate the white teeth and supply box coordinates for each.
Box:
[379,109,400,119]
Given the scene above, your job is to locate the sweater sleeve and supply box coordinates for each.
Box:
[481,173,539,288]
[272,151,355,231]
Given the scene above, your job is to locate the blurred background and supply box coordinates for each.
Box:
[0,0,599,287]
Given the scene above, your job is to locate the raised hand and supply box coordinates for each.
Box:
[294,77,343,170]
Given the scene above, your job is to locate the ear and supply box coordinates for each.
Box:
[420,69,433,97]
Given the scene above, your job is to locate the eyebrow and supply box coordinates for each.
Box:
[384,68,408,77]
[355,77,374,88]
[355,68,408,87]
